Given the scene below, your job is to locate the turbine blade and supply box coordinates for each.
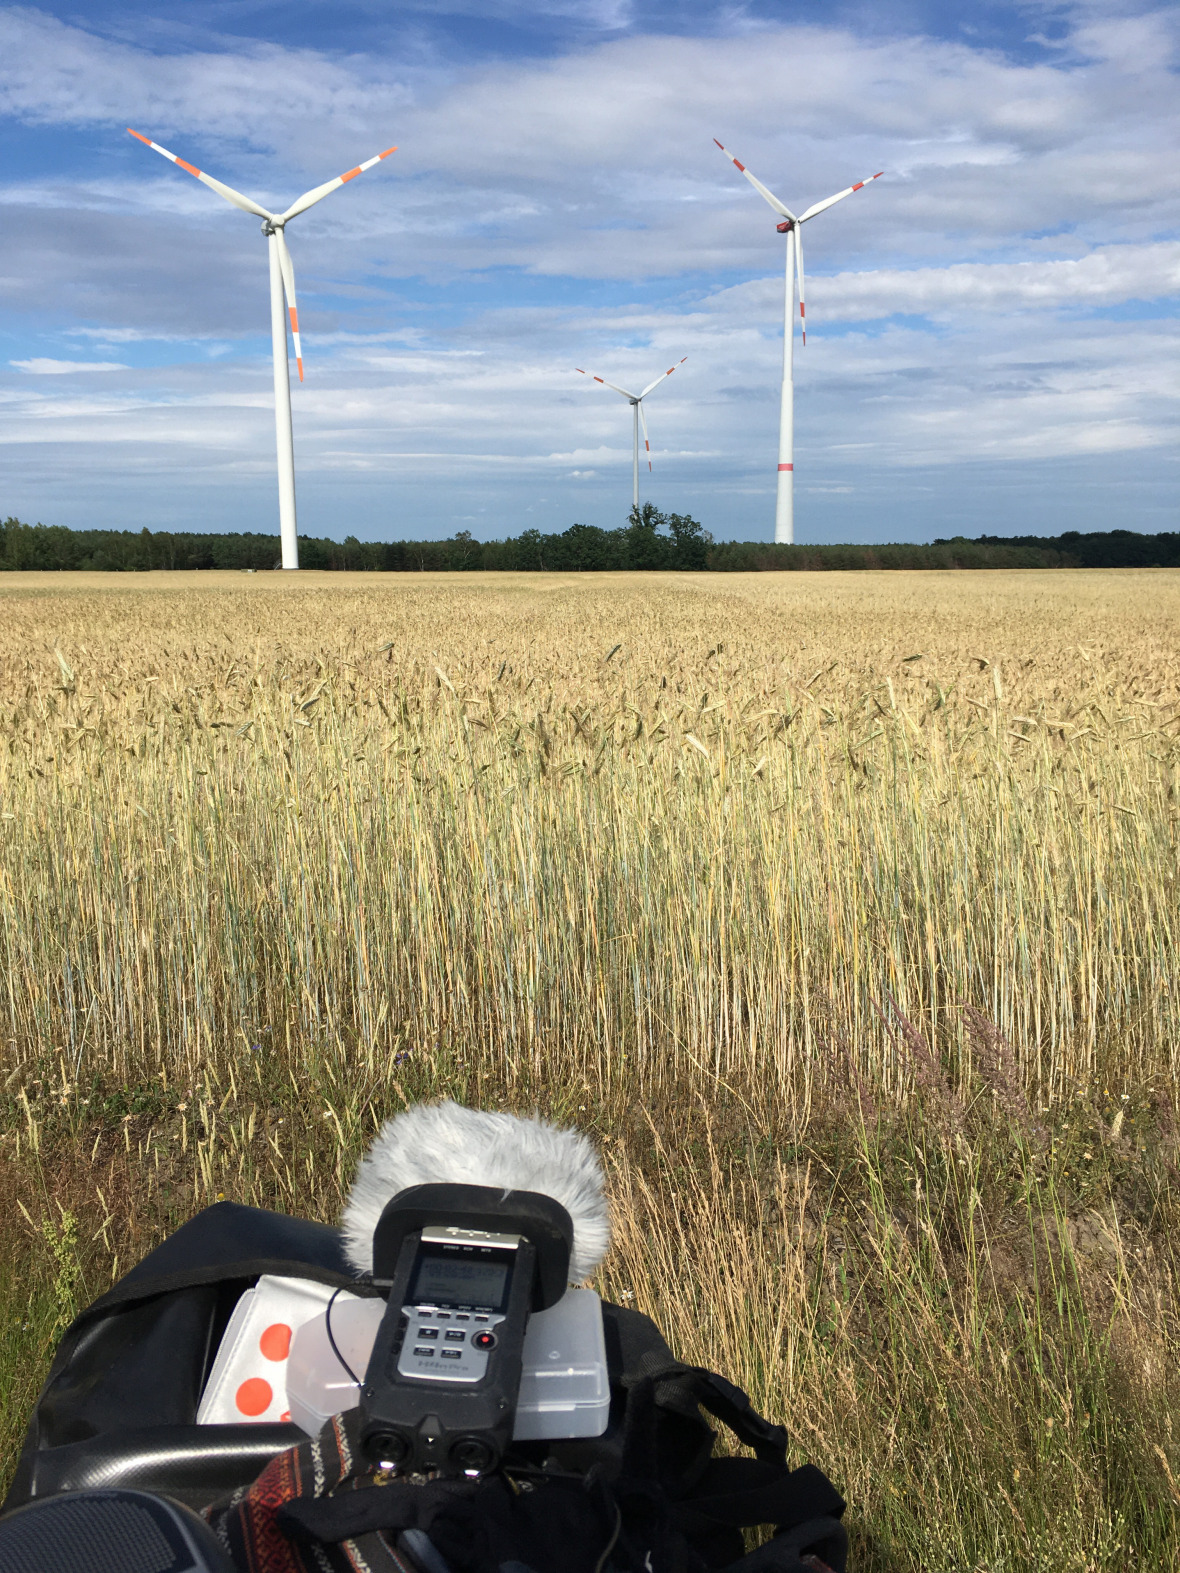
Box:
[798,171,883,223]
[638,401,652,472]
[639,356,687,399]
[713,138,796,222]
[127,129,275,220]
[795,229,806,346]
[280,146,398,221]
[274,229,304,382]
[575,369,636,400]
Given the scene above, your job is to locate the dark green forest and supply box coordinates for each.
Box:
[2,511,1177,573]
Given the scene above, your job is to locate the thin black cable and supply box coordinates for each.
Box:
[592,1505,622,1573]
[325,1286,362,1386]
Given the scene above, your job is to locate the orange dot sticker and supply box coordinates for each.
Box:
[259,1323,293,1362]
[235,1378,273,1417]
[280,1411,291,1423]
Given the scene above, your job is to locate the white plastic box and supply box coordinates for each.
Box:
[511,1286,611,1440]
[285,1286,610,1442]
[196,1274,344,1426]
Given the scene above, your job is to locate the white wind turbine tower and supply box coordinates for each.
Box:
[714,140,882,544]
[575,358,687,509]
[128,129,397,569]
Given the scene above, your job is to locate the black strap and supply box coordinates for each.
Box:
[685,1370,790,1466]
[673,1458,845,1533]
[721,1516,849,1573]
[279,1479,471,1545]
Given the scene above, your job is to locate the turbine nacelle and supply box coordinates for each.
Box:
[775,220,794,234]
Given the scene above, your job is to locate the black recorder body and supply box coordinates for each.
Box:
[358,1181,574,1476]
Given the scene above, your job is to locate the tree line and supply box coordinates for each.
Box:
[2,512,1177,573]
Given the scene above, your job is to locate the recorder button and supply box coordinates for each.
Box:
[417,1327,439,1340]
[441,1349,462,1360]
[413,1346,436,1357]
[472,1330,496,1351]
[444,1330,465,1342]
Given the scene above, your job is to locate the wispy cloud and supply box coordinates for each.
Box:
[11,357,130,373]
[712,243,1180,322]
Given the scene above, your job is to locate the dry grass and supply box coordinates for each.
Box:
[2,568,1179,1570]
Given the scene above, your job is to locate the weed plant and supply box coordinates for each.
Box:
[1,568,1178,1570]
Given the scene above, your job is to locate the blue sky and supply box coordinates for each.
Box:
[1,0,1177,544]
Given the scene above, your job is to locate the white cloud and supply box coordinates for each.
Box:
[711,242,1180,322]
[11,357,130,373]
[1,4,1177,278]
[0,8,412,159]
[0,3,1175,541]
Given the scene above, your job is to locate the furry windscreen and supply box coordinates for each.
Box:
[340,1101,611,1282]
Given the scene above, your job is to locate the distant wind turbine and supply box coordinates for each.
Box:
[714,140,882,544]
[128,129,397,569]
[575,358,687,509]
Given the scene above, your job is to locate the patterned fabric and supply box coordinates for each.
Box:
[203,1409,410,1573]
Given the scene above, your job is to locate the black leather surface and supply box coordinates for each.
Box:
[20,1426,304,1512]
[3,1203,368,1515]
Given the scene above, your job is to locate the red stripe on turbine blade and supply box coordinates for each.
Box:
[296,358,304,382]
[852,182,864,192]
[734,159,745,171]
[340,166,363,182]
[289,308,299,331]
[176,158,202,178]
[594,377,604,384]
[127,128,152,145]
[778,463,793,471]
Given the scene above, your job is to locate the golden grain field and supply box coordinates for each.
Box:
[2,568,1178,1572]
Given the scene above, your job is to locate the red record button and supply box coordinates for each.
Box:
[472,1330,496,1351]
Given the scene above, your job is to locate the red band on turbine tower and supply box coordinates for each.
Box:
[778,463,793,472]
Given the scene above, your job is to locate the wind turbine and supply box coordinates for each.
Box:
[128,129,397,569]
[714,140,882,544]
[575,359,687,509]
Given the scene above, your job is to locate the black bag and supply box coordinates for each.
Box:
[3,1203,846,1573]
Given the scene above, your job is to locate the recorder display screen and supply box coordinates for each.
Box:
[411,1251,510,1310]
